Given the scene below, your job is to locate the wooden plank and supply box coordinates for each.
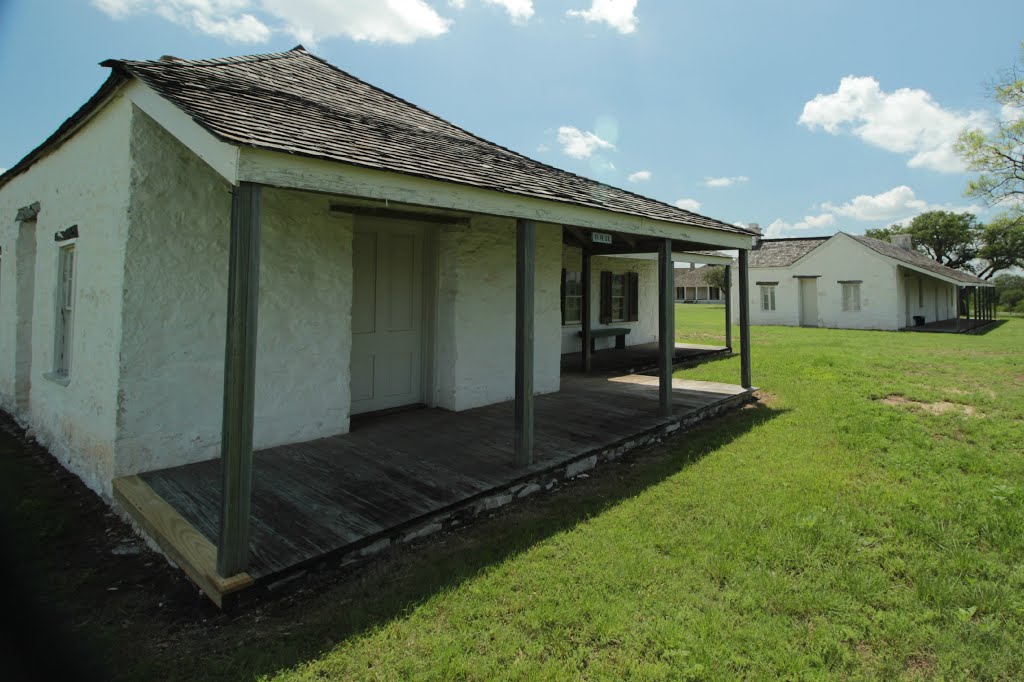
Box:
[113,476,254,607]
[738,249,752,388]
[515,218,536,467]
[658,238,674,417]
[218,181,262,577]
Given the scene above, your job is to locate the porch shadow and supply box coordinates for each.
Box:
[170,399,784,681]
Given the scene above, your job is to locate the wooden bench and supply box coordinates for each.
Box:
[578,327,631,352]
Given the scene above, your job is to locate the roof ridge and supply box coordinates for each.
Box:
[103,47,304,70]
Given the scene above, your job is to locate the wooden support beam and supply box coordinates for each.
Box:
[738,249,752,389]
[581,251,592,373]
[515,219,535,467]
[658,238,674,417]
[956,286,962,332]
[217,181,261,578]
[724,264,733,350]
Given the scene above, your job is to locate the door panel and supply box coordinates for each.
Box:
[800,279,818,327]
[350,222,424,415]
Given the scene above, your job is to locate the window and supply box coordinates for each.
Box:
[562,271,583,324]
[760,285,776,311]
[918,277,924,307]
[842,282,861,312]
[611,274,626,321]
[599,270,638,324]
[54,244,76,376]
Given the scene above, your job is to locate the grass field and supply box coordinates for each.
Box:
[4,307,1023,680]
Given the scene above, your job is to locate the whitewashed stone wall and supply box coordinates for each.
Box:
[900,270,956,326]
[733,235,907,331]
[560,245,659,354]
[115,108,353,478]
[434,216,561,411]
[0,95,134,495]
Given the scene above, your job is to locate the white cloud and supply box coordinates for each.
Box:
[820,185,928,221]
[567,0,638,34]
[704,175,748,188]
[93,0,454,45]
[93,0,272,43]
[799,76,991,173]
[485,0,533,22]
[262,0,450,45]
[674,198,702,212]
[627,170,651,183]
[556,126,615,159]
[765,185,984,238]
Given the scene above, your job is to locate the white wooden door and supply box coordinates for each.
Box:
[350,221,424,415]
[799,278,818,327]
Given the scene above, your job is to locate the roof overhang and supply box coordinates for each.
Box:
[896,263,993,287]
[236,148,755,250]
[605,251,733,265]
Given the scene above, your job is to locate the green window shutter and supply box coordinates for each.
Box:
[560,268,567,324]
[599,270,612,324]
[627,271,639,321]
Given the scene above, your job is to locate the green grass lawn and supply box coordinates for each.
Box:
[8,310,1024,680]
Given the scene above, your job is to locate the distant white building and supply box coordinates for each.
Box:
[731,232,994,331]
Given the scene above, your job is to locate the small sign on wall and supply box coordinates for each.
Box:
[591,232,612,244]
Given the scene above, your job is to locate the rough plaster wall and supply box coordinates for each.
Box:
[0,96,133,496]
[733,237,901,330]
[435,216,560,411]
[116,109,353,478]
[559,245,658,354]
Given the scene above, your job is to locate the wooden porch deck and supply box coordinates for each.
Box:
[114,374,752,604]
[560,342,730,374]
[901,317,997,333]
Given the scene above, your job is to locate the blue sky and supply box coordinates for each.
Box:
[1,1,1021,238]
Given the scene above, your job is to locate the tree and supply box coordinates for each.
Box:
[992,273,1024,311]
[955,43,1024,218]
[703,265,728,291]
[977,213,1024,278]
[865,211,981,271]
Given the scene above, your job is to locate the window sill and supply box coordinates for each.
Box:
[43,372,71,387]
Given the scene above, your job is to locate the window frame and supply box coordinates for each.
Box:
[562,270,583,326]
[759,285,776,312]
[610,273,627,322]
[53,242,76,378]
[841,282,861,312]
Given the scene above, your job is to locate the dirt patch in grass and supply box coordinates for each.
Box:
[751,390,777,405]
[879,394,980,417]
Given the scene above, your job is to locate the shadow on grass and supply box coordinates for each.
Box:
[166,400,785,681]
[965,319,1008,335]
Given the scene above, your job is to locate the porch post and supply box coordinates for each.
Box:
[956,286,962,332]
[581,251,592,372]
[738,249,752,389]
[515,219,535,467]
[217,182,261,578]
[724,264,733,350]
[658,239,675,417]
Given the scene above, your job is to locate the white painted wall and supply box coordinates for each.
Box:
[434,216,561,411]
[559,245,658,354]
[900,269,956,326]
[115,108,353,478]
[0,95,134,495]
[732,234,904,331]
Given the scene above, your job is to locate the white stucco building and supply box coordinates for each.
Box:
[731,232,994,331]
[0,47,760,599]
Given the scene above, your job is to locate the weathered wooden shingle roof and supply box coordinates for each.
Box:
[95,47,751,236]
[674,265,723,287]
[748,237,829,267]
[847,234,989,285]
